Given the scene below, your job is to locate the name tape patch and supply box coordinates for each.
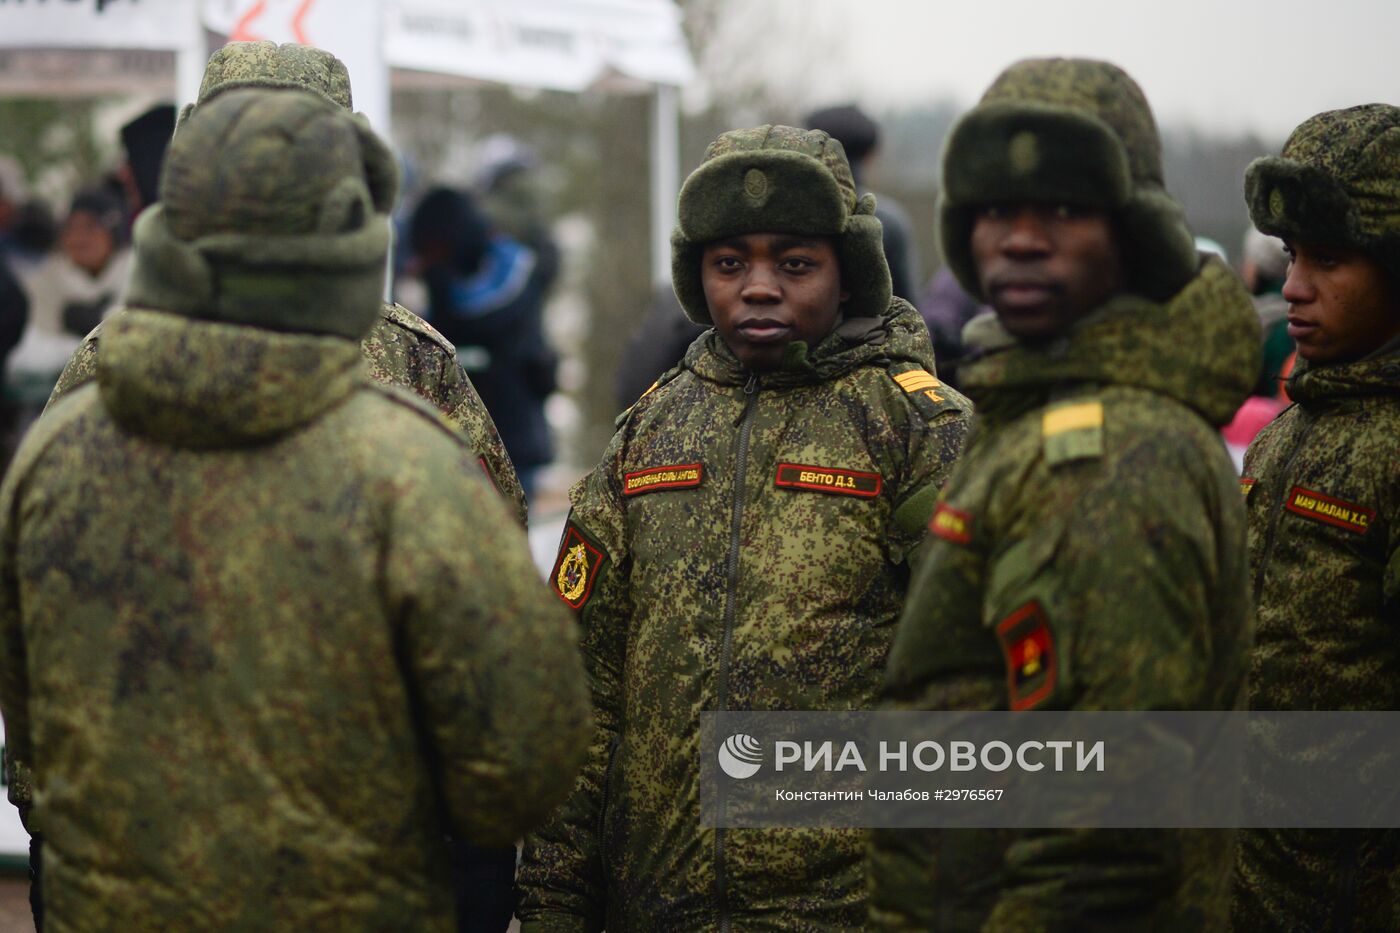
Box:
[552,525,606,609]
[997,601,1057,712]
[623,463,703,496]
[929,502,973,545]
[775,463,881,498]
[1285,485,1374,535]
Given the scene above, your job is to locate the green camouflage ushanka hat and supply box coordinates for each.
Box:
[1246,104,1400,278]
[938,57,1198,302]
[671,124,891,324]
[125,88,399,340]
[175,40,353,130]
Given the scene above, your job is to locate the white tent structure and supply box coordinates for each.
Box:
[0,0,693,865]
[0,0,695,283]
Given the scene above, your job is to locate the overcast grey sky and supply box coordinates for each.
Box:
[698,0,1398,139]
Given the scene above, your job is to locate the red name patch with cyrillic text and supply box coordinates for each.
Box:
[623,463,703,496]
[774,463,881,498]
[929,503,973,544]
[997,601,1057,712]
[1285,485,1374,535]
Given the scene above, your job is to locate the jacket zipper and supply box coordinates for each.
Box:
[596,733,621,889]
[1252,409,1318,607]
[715,372,759,933]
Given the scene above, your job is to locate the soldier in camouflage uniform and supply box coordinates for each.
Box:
[515,126,971,930]
[867,59,1260,930]
[44,40,528,527]
[0,90,591,931]
[1232,105,1400,932]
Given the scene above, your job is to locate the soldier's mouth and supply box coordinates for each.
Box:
[737,319,792,342]
[1286,315,1318,340]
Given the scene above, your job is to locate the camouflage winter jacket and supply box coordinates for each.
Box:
[1233,349,1400,932]
[869,256,1259,931]
[45,301,529,526]
[517,298,971,931]
[0,308,590,931]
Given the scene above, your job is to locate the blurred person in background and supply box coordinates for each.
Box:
[116,104,176,221]
[914,266,988,390]
[409,185,557,501]
[805,104,919,304]
[1222,227,1296,465]
[13,188,130,383]
[0,157,55,279]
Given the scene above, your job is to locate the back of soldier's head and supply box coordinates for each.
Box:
[126,88,398,340]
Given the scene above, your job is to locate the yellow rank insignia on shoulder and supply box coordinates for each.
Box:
[1239,477,1255,499]
[552,524,607,610]
[893,368,945,403]
[1042,401,1103,466]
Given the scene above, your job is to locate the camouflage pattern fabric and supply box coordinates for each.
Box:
[1232,351,1400,931]
[45,305,528,526]
[868,257,1259,931]
[0,309,590,930]
[516,299,971,931]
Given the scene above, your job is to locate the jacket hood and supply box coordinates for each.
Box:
[96,308,363,449]
[1288,337,1400,404]
[957,255,1260,426]
[684,297,936,389]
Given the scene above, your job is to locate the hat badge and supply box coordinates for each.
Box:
[743,168,770,206]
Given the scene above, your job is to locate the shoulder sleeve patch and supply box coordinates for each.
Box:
[381,302,458,357]
[1239,477,1255,499]
[996,601,1057,711]
[1042,401,1103,466]
[888,364,969,421]
[552,522,608,610]
[929,502,973,544]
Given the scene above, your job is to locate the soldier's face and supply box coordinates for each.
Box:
[971,204,1125,342]
[702,233,848,371]
[1281,241,1400,365]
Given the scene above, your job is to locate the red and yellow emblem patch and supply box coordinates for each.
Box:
[623,463,703,496]
[774,463,881,498]
[997,601,1057,711]
[1285,485,1374,535]
[929,502,973,544]
[551,525,606,609]
[1239,477,1255,499]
